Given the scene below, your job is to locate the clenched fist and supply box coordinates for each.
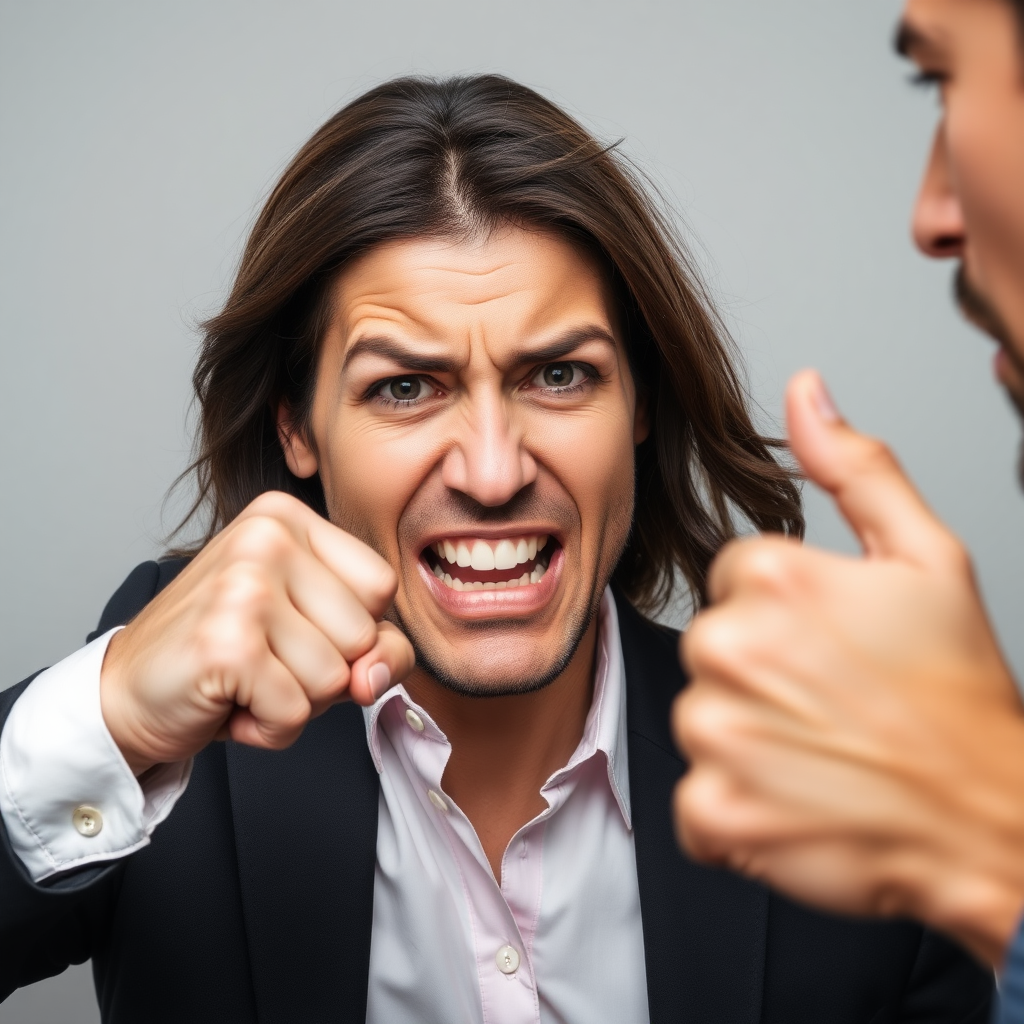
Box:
[100,491,415,775]
[673,370,1024,966]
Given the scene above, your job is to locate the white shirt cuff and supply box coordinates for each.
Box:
[0,628,192,882]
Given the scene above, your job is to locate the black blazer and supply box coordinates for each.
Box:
[0,560,993,1023]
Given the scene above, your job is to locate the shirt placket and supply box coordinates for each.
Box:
[393,698,547,1024]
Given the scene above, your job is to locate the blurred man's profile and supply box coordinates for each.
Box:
[675,2,1024,1018]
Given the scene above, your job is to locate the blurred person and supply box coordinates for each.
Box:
[0,75,991,1022]
[674,0,1024,1017]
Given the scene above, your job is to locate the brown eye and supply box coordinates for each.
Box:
[541,363,575,388]
[388,377,423,401]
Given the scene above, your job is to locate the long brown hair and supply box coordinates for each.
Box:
[173,74,803,614]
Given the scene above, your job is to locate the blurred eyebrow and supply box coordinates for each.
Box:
[342,324,617,374]
[893,19,931,59]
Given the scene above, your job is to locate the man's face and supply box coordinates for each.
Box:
[901,0,1024,418]
[292,226,644,696]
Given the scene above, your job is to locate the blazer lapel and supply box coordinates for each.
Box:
[225,702,379,1024]
[618,596,768,1024]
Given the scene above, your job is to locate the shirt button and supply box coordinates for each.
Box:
[72,806,103,837]
[405,708,425,732]
[427,789,448,813]
[495,945,520,975]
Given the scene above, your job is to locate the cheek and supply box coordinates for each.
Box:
[531,406,636,552]
[949,103,1024,291]
[317,418,438,556]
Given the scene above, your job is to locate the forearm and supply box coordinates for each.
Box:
[0,631,191,882]
[0,669,119,999]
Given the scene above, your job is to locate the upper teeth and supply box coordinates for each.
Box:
[432,535,548,571]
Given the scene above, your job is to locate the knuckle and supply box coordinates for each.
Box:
[195,616,265,674]
[737,542,796,596]
[268,699,312,740]
[316,658,352,699]
[247,490,300,520]
[279,705,312,735]
[674,690,733,757]
[228,515,295,563]
[350,616,379,655]
[854,436,898,476]
[684,614,746,679]
[365,560,399,608]
[215,562,276,616]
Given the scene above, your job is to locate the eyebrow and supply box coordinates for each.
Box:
[893,19,928,59]
[341,324,618,375]
[342,336,461,374]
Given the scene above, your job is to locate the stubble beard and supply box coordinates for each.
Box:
[387,480,634,699]
[954,265,1024,489]
[391,588,602,699]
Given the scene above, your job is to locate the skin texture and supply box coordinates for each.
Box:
[102,225,646,879]
[673,0,1024,968]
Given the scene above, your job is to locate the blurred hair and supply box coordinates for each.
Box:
[1013,0,1024,46]
[171,74,803,614]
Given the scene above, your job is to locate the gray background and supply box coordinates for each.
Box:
[3,1,1022,1020]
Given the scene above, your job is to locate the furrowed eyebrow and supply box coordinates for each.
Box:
[510,325,618,367]
[341,324,617,375]
[342,336,462,374]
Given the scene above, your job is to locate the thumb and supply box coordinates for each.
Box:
[347,621,416,707]
[786,369,952,565]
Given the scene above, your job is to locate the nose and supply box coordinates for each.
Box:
[441,392,538,507]
[911,124,966,259]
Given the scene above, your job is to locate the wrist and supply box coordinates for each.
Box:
[896,712,1024,967]
[99,629,159,776]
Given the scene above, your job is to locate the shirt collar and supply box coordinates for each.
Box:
[362,586,631,828]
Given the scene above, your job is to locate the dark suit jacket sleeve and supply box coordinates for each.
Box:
[0,560,183,1000]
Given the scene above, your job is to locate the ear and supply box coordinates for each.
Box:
[275,403,319,479]
[633,392,651,446]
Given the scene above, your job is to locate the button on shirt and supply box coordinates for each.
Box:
[0,588,649,1024]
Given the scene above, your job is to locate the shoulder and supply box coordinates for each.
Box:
[86,557,191,642]
[614,592,687,756]
[614,596,681,681]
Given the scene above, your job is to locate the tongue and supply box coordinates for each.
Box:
[433,556,541,585]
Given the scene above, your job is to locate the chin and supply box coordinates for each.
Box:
[397,603,594,699]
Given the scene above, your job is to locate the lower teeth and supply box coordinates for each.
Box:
[434,564,547,591]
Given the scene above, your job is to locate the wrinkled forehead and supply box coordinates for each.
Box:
[329,227,622,361]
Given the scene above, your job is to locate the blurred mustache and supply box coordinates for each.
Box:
[955,265,1012,348]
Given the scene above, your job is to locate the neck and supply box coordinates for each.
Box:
[403,616,599,878]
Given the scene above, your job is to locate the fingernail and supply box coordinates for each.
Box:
[368,662,392,700]
[812,374,841,423]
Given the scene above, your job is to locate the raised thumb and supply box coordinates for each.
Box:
[786,369,952,565]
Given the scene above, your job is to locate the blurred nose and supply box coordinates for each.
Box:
[912,125,966,259]
[441,392,538,506]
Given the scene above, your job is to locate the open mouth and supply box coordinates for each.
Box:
[421,534,556,591]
